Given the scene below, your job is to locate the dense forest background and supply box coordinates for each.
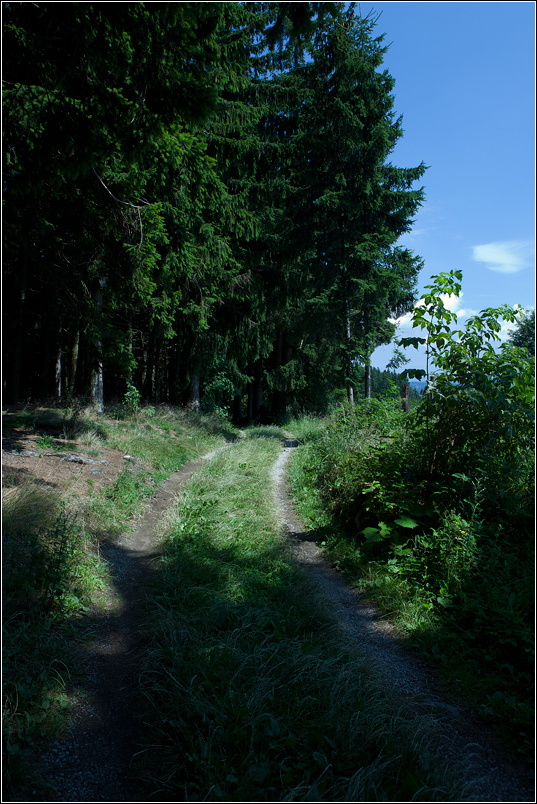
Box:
[3,1,427,418]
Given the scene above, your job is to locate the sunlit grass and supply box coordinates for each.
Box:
[1,403,238,801]
[135,432,462,801]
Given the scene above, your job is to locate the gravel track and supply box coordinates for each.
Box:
[273,446,535,803]
[30,441,534,802]
[34,450,225,803]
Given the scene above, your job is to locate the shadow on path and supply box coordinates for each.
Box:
[36,456,214,802]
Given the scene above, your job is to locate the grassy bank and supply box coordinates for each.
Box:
[286,405,534,770]
[133,430,461,801]
[2,403,235,801]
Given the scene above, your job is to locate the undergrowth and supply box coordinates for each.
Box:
[287,399,535,768]
[287,276,534,768]
[2,403,234,801]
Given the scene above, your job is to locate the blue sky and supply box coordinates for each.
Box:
[354,1,536,371]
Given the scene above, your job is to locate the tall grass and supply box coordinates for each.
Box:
[101,405,238,469]
[2,404,235,800]
[287,400,535,764]
[134,431,461,801]
[2,479,108,800]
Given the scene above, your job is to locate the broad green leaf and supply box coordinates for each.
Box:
[394,516,419,529]
[362,527,381,542]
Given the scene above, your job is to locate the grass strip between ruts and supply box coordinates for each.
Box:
[134,431,462,802]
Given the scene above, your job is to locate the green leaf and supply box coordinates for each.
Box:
[362,527,381,542]
[436,595,453,607]
[393,545,412,556]
[394,516,419,529]
[398,337,426,350]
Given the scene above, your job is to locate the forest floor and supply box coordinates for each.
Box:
[2,425,141,502]
[2,425,535,802]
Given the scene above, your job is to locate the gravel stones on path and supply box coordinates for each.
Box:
[30,440,534,802]
[272,446,535,803]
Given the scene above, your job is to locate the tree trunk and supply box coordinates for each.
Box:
[91,282,105,414]
[39,317,51,398]
[9,251,28,403]
[246,366,254,422]
[364,361,371,399]
[345,290,354,405]
[54,339,62,399]
[253,358,263,418]
[400,383,410,413]
[189,373,200,411]
[232,394,242,425]
[141,335,149,392]
[126,308,134,383]
[153,339,161,404]
[91,353,104,414]
[69,328,79,396]
[142,330,157,401]
[271,331,284,419]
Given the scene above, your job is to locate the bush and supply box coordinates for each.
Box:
[292,272,535,757]
[399,270,534,526]
[2,485,81,614]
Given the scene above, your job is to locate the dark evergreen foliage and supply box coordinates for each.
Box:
[3,2,426,416]
[508,309,535,357]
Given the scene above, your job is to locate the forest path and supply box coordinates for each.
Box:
[34,438,533,802]
[273,446,535,803]
[35,446,229,802]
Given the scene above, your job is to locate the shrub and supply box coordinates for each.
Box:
[292,272,535,756]
[3,484,84,615]
[399,270,534,528]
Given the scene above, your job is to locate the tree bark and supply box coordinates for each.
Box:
[54,339,62,399]
[253,358,263,418]
[69,328,79,396]
[246,365,253,422]
[271,331,284,419]
[345,289,354,405]
[126,308,134,383]
[400,383,410,413]
[153,339,161,404]
[364,360,371,400]
[9,251,27,403]
[142,330,157,401]
[189,373,200,411]
[91,282,105,414]
[232,393,242,425]
[91,354,104,414]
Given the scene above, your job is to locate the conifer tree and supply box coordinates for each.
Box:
[3,2,427,414]
[2,2,243,404]
[283,3,426,403]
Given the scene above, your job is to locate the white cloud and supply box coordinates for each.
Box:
[439,292,461,313]
[390,291,477,327]
[472,239,535,274]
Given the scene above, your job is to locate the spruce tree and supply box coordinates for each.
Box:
[2,2,237,404]
[283,3,426,403]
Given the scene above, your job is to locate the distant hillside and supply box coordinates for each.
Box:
[408,379,427,393]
